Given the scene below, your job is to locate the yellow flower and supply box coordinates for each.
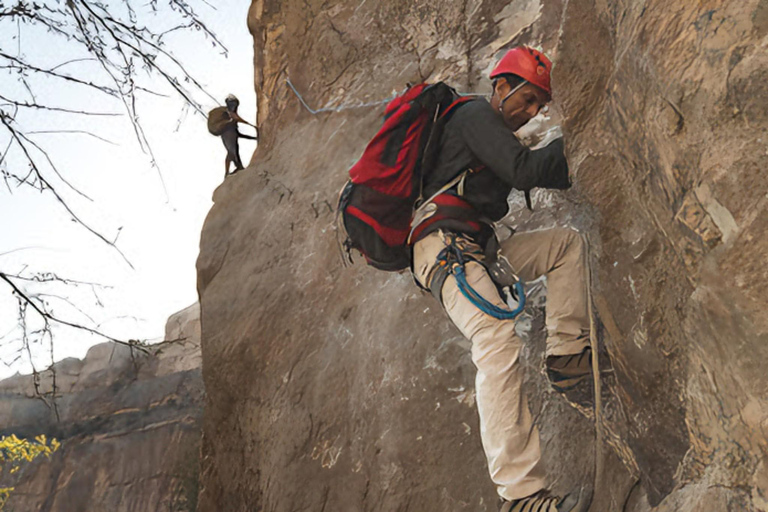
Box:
[0,433,60,509]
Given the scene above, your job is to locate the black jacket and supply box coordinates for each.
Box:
[422,99,570,225]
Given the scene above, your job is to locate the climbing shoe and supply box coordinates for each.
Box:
[499,492,559,512]
[499,488,591,512]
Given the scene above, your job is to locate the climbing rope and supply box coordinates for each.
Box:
[285,78,398,115]
[436,235,526,321]
[453,264,526,320]
[585,233,603,512]
[285,77,487,116]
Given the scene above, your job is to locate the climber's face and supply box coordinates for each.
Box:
[493,79,550,131]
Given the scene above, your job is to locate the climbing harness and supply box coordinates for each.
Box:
[431,234,526,320]
[408,170,470,244]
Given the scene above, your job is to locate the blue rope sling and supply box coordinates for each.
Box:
[438,236,526,320]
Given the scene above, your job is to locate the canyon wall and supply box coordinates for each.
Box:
[0,303,202,512]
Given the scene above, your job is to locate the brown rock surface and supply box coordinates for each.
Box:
[556,0,768,508]
[0,304,202,512]
[196,1,768,511]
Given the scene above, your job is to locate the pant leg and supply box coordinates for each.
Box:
[499,228,590,357]
[413,231,546,501]
[221,130,244,170]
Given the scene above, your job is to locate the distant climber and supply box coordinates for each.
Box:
[207,94,257,179]
[409,47,593,511]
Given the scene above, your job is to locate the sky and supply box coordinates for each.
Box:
[0,1,256,378]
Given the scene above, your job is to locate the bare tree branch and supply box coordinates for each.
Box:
[0,0,222,384]
[1,270,111,289]
[1,114,133,268]
[0,92,121,116]
[0,51,119,96]
[16,129,95,201]
[37,292,98,324]
[0,272,150,354]
[167,0,226,54]
[26,129,118,146]
[66,0,170,199]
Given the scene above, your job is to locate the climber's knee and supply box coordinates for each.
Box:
[549,227,581,246]
[550,227,586,262]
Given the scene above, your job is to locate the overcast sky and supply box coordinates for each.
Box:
[0,1,256,378]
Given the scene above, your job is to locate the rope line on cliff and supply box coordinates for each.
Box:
[586,233,603,512]
[285,78,398,114]
[285,78,486,115]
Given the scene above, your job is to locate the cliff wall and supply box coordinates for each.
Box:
[0,304,203,512]
[196,1,768,510]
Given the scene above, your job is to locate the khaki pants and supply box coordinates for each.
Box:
[412,228,590,501]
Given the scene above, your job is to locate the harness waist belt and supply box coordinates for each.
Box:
[409,194,483,244]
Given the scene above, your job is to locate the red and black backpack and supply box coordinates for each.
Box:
[336,82,474,271]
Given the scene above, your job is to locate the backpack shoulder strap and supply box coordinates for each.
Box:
[440,95,476,120]
[417,94,479,196]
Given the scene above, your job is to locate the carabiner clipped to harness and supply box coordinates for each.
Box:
[436,235,526,320]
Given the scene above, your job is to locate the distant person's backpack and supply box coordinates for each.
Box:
[207,106,234,136]
[336,82,473,271]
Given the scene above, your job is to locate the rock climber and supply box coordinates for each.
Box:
[207,94,257,179]
[409,46,593,512]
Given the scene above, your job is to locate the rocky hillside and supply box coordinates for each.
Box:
[0,304,202,512]
[196,0,768,510]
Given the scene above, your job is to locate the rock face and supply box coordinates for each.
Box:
[196,1,768,511]
[0,303,203,512]
[555,1,768,509]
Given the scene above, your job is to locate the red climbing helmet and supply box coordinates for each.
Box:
[490,46,552,98]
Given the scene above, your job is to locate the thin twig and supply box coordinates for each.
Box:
[0,272,149,353]
[37,292,98,324]
[0,93,120,116]
[16,129,95,201]
[0,271,109,289]
[68,0,170,201]
[50,57,98,71]
[0,115,134,268]
[0,51,119,96]
[26,129,118,146]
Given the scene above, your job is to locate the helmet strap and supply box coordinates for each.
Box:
[498,80,528,113]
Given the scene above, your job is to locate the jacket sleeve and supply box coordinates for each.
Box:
[455,100,571,191]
